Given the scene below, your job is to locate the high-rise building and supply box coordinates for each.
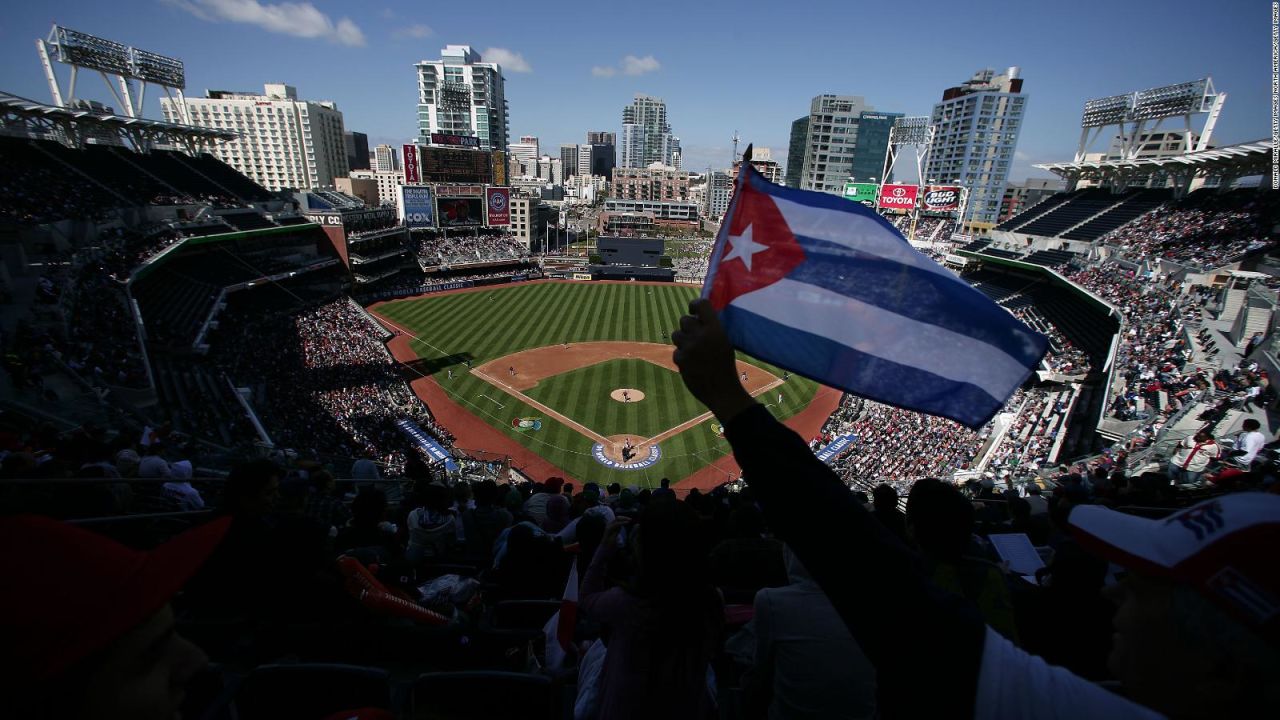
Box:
[576,144,594,178]
[536,156,563,185]
[372,144,399,172]
[785,117,809,188]
[620,95,679,168]
[344,131,370,171]
[849,112,902,183]
[587,130,616,179]
[415,45,510,152]
[732,147,785,185]
[706,171,733,218]
[924,67,1027,227]
[560,144,578,180]
[789,95,901,194]
[163,83,347,191]
[507,139,538,175]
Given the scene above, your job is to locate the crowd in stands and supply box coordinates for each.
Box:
[9,391,1275,718]
[820,396,988,492]
[982,390,1072,473]
[214,299,454,476]
[416,233,530,267]
[1101,190,1280,268]
[1066,265,1203,422]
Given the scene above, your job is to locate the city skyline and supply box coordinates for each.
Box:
[0,0,1266,182]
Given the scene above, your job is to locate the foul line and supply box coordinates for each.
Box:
[374,315,453,358]
[640,378,785,447]
[472,369,612,446]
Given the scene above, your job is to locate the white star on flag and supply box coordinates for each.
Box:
[723,223,768,271]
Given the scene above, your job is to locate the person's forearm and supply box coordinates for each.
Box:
[725,403,986,718]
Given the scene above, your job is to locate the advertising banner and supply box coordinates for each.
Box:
[815,434,857,464]
[877,183,919,211]
[485,187,510,226]
[403,143,420,184]
[395,419,458,471]
[436,197,484,227]
[399,185,434,228]
[923,185,962,212]
[430,133,481,148]
[841,182,879,207]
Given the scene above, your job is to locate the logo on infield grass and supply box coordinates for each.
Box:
[592,443,661,470]
[512,417,543,431]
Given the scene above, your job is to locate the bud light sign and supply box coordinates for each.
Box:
[399,185,434,228]
[923,186,961,212]
[877,184,919,211]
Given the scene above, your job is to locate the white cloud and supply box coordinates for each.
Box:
[621,55,661,76]
[165,0,366,46]
[393,23,433,39]
[591,54,661,78]
[482,47,532,73]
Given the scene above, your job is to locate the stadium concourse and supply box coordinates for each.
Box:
[1,122,1279,717]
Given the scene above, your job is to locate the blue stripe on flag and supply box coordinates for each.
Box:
[722,304,1028,428]
[784,236,1046,368]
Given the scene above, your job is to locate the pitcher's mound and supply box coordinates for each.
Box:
[610,388,646,403]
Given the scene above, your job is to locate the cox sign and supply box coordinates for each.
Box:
[399,185,434,228]
[923,186,962,212]
[877,184,919,211]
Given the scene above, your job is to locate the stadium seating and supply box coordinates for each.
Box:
[1061,189,1170,241]
[1014,189,1126,238]
[995,190,1078,231]
[1023,249,1078,268]
[175,152,276,202]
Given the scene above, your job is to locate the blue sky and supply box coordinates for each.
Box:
[0,0,1267,181]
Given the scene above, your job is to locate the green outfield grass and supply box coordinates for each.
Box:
[374,281,818,485]
[524,358,708,438]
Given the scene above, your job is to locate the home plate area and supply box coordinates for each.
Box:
[594,435,661,470]
[472,341,780,471]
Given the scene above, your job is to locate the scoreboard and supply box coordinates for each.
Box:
[419,147,492,184]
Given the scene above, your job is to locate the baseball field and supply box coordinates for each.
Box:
[370,281,822,486]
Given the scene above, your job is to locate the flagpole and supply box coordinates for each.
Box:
[701,145,753,300]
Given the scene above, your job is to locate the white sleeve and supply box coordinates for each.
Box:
[974,627,1166,720]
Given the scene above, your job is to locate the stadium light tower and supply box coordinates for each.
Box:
[881,117,935,242]
[1074,77,1224,163]
[36,24,189,123]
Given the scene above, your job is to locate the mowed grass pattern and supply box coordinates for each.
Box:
[525,359,708,438]
[374,282,818,485]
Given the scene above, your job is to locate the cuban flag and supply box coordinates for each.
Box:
[704,156,1047,429]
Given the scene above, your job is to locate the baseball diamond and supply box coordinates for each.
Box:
[369,280,821,486]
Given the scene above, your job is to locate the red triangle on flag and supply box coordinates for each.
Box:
[708,176,806,310]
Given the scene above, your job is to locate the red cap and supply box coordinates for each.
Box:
[1070,494,1280,645]
[0,515,230,683]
